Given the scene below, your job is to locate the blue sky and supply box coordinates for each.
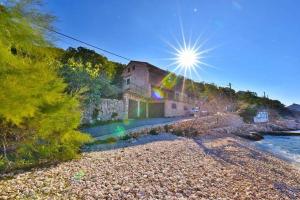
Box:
[44,0,300,105]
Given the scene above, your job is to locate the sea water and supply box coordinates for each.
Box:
[255,133,300,165]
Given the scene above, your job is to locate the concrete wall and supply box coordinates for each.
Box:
[122,62,151,97]
[164,100,193,117]
[149,70,165,87]
[82,98,125,124]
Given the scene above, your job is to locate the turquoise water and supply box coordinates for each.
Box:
[255,133,300,164]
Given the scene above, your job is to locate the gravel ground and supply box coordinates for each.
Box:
[1,133,300,200]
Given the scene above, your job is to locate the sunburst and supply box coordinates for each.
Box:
[164,31,215,82]
[176,47,199,69]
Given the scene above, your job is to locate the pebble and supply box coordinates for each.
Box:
[1,133,300,199]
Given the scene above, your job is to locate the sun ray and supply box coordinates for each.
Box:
[162,28,216,84]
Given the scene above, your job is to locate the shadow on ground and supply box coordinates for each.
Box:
[82,133,182,152]
[82,117,189,138]
[193,135,300,199]
[193,136,270,167]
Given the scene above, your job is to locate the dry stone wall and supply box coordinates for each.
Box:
[82,98,125,124]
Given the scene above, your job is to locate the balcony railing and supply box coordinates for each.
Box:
[123,83,149,97]
[123,83,196,103]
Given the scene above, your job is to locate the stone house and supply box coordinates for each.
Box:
[82,60,198,123]
[122,61,197,119]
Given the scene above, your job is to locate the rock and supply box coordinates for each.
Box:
[235,131,264,141]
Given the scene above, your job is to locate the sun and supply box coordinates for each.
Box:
[164,33,214,82]
[176,47,199,68]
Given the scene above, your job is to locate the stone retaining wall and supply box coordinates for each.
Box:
[82,98,125,124]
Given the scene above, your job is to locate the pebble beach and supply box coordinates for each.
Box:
[1,133,300,199]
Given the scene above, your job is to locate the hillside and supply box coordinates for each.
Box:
[288,104,300,112]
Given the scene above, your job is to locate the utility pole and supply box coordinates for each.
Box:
[227,83,233,112]
[263,91,266,98]
[228,83,232,90]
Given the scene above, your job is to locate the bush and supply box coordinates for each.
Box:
[106,137,117,144]
[238,106,257,123]
[120,134,131,141]
[149,129,158,135]
[92,109,99,120]
[172,129,184,136]
[111,112,118,119]
[0,156,7,171]
[164,125,170,132]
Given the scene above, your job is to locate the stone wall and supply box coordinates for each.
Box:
[82,98,125,124]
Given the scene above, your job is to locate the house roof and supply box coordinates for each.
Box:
[128,60,195,95]
[129,60,169,75]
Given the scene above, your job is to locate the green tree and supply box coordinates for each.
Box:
[0,1,90,171]
[59,47,123,105]
[60,47,117,79]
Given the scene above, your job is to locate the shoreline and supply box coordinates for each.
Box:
[1,132,300,199]
[254,134,300,168]
[259,130,300,136]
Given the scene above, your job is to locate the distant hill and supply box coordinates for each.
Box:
[288,104,300,112]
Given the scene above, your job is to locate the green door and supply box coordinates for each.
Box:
[128,99,138,119]
[148,103,164,118]
[140,101,147,118]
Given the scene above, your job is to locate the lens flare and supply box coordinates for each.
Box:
[152,88,164,99]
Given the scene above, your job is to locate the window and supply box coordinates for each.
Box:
[172,103,177,109]
[132,65,135,70]
[175,92,180,100]
[126,78,130,85]
[127,68,131,73]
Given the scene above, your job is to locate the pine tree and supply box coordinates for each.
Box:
[0,1,91,171]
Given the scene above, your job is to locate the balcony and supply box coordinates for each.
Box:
[151,86,195,104]
[123,82,149,98]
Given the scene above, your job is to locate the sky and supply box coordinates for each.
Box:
[43,0,300,106]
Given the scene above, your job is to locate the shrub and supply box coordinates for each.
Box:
[120,134,131,141]
[164,125,170,132]
[111,112,118,119]
[0,156,6,171]
[131,132,140,139]
[92,109,99,120]
[149,129,158,135]
[106,137,117,144]
[172,129,184,136]
[238,106,257,123]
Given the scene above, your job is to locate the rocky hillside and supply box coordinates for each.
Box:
[288,104,300,112]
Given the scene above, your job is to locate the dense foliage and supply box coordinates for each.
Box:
[58,47,125,105]
[0,1,91,172]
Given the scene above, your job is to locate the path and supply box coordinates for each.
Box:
[83,117,191,139]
